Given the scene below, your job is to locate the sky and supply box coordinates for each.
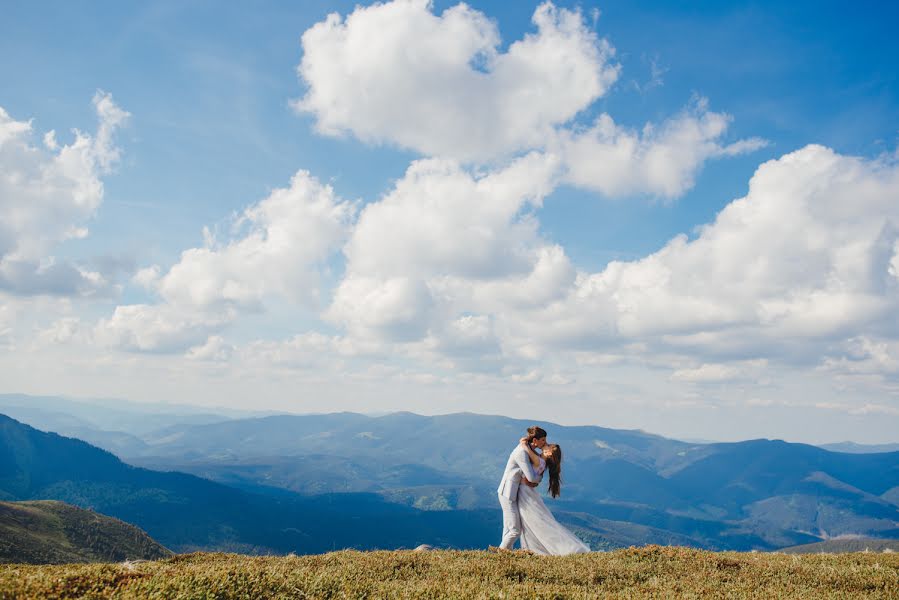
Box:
[1,0,898,444]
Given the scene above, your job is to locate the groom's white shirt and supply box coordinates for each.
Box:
[497,445,542,501]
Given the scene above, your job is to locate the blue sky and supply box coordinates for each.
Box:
[1,1,897,443]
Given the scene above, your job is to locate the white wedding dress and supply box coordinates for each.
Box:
[517,456,590,555]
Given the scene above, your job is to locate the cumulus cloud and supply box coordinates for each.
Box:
[186,335,234,362]
[94,304,234,353]
[240,332,346,370]
[294,0,618,162]
[0,92,128,296]
[469,244,576,311]
[293,1,762,201]
[36,317,86,346]
[308,143,899,382]
[100,171,354,352]
[820,336,899,378]
[815,400,899,417]
[420,314,506,373]
[327,152,567,344]
[513,145,899,370]
[0,302,14,347]
[155,170,355,311]
[670,359,767,383]
[324,134,795,372]
[671,363,741,382]
[555,98,767,199]
[132,265,161,290]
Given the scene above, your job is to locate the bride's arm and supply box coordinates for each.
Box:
[519,437,542,469]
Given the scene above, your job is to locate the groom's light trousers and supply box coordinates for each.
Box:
[498,493,521,549]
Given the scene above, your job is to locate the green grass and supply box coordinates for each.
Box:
[2,546,898,599]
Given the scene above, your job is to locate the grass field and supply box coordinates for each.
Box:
[2,545,898,599]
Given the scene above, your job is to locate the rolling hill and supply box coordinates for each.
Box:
[0,500,172,564]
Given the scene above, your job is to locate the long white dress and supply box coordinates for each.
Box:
[518,457,590,555]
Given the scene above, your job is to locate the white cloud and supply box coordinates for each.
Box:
[555,98,767,199]
[294,0,618,162]
[0,92,128,296]
[328,275,435,342]
[0,302,14,347]
[324,132,786,371]
[516,145,899,368]
[240,332,345,370]
[420,314,506,373]
[91,91,130,171]
[132,265,161,289]
[94,304,233,353]
[344,153,557,279]
[671,363,741,382]
[469,244,576,311]
[327,153,565,344]
[156,170,354,311]
[186,335,234,362]
[815,400,899,417]
[292,2,762,201]
[36,317,85,346]
[100,170,354,352]
[848,403,899,416]
[746,397,776,407]
[820,336,899,377]
[889,237,899,282]
[0,293,83,352]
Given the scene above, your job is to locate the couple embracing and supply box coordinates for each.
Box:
[497,426,590,555]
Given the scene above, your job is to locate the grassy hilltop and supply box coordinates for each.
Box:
[2,546,898,599]
[0,501,172,565]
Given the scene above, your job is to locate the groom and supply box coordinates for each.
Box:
[497,425,547,550]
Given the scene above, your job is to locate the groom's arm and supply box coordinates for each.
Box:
[510,467,540,488]
[512,447,541,484]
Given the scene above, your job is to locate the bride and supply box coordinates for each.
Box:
[517,437,590,555]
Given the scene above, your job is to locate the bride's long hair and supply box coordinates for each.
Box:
[545,444,563,498]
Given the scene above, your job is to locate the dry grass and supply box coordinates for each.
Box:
[2,545,898,599]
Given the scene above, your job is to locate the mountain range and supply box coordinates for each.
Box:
[2,393,898,553]
[0,414,510,554]
[780,537,899,554]
[125,412,899,550]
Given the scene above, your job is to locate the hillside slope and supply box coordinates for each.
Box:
[0,500,172,564]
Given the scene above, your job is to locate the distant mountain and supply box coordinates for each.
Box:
[0,414,520,553]
[0,500,172,564]
[115,412,899,550]
[780,537,899,553]
[819,441,899,454]
[5,402,899,552]
[0,393,239,437]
